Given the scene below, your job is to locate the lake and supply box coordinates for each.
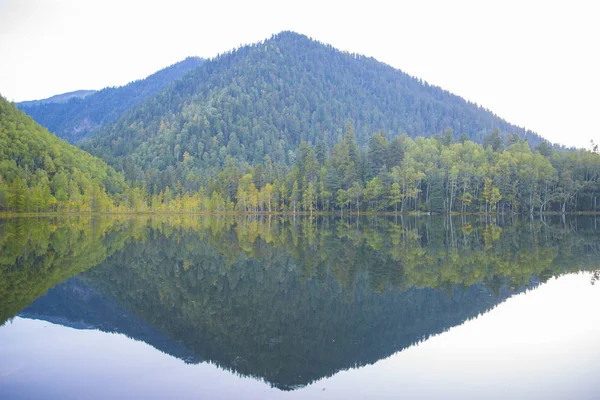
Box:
[0,215,599,399]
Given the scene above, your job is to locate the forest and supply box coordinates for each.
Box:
[0,96,129,212]
[111,123,596,215]
[2,97,600,214]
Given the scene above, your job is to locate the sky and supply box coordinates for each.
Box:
[0,0,598,149]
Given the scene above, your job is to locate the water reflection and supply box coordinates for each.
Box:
[1,215,599,392]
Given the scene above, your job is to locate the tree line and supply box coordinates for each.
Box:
[3,119,599,214]
[129,124,599,214]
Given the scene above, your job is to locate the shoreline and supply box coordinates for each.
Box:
[1,211,599,218]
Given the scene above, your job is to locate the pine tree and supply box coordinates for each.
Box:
[8,178,28,212]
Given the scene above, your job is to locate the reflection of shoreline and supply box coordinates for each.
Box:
[1,215,598,323]
[0,216,136,326]
[2,211,600,218]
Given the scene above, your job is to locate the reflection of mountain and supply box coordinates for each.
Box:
[0,217,137,325]
[18,215,599,390]
[6,215,599,390]
[25,262,520,390]
[83,262,521,390]
[21,277,200,363]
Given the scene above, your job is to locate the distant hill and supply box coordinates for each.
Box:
[82,31,543,184]
[18,90,97,107]
[0,96,128,212]
[17,57,204,143]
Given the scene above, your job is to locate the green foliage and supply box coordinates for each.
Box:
[0,96,129,212]
[483,128,503,152]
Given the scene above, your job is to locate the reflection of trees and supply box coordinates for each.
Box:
[0,216,143,325]
[592,270,600,285]
[75,215,598,389]
[201,214,598,291]
[3,214,599,389]
[3,214,598,327]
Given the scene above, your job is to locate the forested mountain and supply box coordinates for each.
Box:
[0,96,129,212]
[6,32,600,214]
[83,31,544,187]
[17,57,204,143]
[18,90,97,107]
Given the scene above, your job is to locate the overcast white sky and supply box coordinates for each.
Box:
[0,0,598,149]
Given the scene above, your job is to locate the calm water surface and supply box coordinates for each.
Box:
[0,215,599,399]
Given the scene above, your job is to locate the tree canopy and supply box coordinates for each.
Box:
[0,96,129,212]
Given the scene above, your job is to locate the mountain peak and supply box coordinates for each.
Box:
[265,30,326,50]
[270,30,311,41]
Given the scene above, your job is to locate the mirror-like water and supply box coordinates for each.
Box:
[0,215,599,399]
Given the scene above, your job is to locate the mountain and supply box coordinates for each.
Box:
[0,96,128,212]
[82,31,543,185]
[17,57,204,143]
[11,32,597,214]
[18,90,97,107]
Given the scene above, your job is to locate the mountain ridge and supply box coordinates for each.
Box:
[17,56,204,143]
[18,90,98,106]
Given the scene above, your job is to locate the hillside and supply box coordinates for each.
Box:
[0,96,128,212]
[83,31,543,184]
[17,57,204,143]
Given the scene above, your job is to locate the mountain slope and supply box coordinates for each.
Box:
[83,31,542,185]
[0,96,128,211]
[17,57,204,143]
